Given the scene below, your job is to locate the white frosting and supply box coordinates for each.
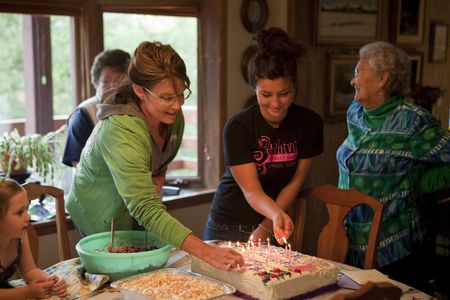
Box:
[191,242,338,300]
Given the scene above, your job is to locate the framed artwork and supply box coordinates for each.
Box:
[408,54,422,87]
[394,0,425,44]
[241,0,268,33]
[315,0,380,45]
[429,21,449,63]
[326,53,358,121]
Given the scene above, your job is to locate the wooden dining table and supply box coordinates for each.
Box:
[77,249,435,300]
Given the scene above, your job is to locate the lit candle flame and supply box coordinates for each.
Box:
[282,236,287,245]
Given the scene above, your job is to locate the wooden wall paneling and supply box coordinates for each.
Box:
[200,0,227,188]
[422,0,450,128]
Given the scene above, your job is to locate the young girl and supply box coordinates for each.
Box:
[0,178,67,299]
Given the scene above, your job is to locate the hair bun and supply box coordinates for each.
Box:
[253,27,303,60]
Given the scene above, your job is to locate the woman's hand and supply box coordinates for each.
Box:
[48,275,68,297]
[26,280,54,299]
[181,234,245,271]
[272,212,294,245]
[202,244,245,271]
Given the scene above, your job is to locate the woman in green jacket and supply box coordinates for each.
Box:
[67,41,244,271]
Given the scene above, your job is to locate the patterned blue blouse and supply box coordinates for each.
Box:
[337,96,450,268]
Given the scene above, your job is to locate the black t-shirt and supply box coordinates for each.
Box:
[210,103,324,225]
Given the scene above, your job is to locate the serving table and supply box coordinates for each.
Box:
[78,249,434,300]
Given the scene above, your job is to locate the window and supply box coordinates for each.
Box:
[0,12,76,135]
[0,0,225,190]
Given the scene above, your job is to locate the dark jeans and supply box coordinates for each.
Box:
[74,223,86,239]
[203,217,257,242]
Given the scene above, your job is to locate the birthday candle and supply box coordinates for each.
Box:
[288,244,291,264]
[250,241,254,258]
[228,241,231,248]
[258,238,261,248]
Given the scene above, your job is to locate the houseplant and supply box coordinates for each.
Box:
[0,127,65,182]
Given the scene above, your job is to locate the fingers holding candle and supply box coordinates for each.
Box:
[273,212,294,244]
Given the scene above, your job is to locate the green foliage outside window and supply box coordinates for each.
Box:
[0,14,73,120]
[0,13,25,120]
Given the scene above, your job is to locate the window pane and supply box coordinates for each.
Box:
[0,13,25,121]
[51,16,73,117]
[0,13,74,133]
[103,13,198,177]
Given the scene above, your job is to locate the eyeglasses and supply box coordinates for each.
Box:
[99,76,124,87]
[142,86,191,105]
[354,67,369,78]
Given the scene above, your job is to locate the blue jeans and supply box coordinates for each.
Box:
[203,217,256,242]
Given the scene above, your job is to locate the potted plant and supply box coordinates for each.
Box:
[0,127,65,182]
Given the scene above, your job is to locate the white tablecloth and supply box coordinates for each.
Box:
[81,249,435,300]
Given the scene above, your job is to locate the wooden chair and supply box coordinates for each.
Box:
[330,281,402,300]
[290,184,384,269]
[23,182,71,262]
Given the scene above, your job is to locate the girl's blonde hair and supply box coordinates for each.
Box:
[0,178,24,216]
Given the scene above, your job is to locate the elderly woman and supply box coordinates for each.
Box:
[337,41,450,288]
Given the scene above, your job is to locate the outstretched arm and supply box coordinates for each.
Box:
[19,232,68,298]
[255,158,314,241]
[181,234,244,270]
[230,163,293,244]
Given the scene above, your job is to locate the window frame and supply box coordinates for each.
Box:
[0,0,226,189]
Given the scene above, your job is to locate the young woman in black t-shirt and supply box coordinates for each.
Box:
[204,27,324,244]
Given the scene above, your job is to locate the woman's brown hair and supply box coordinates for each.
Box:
[247,27,304,90]
[102,41,190,106]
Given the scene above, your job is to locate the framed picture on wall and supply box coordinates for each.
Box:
[315,0,380,45]
[394,0,425,44]
[408,53,423,87]
[429,21,449,63]
[326,53,358,121]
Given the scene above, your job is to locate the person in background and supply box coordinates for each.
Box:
[66,41,244,271]
[203,27,324,244]
[337,41,450,289]
[0,178,67,299]
[62,49,130,167]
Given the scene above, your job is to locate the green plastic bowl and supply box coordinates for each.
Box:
[76,230,171,281]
